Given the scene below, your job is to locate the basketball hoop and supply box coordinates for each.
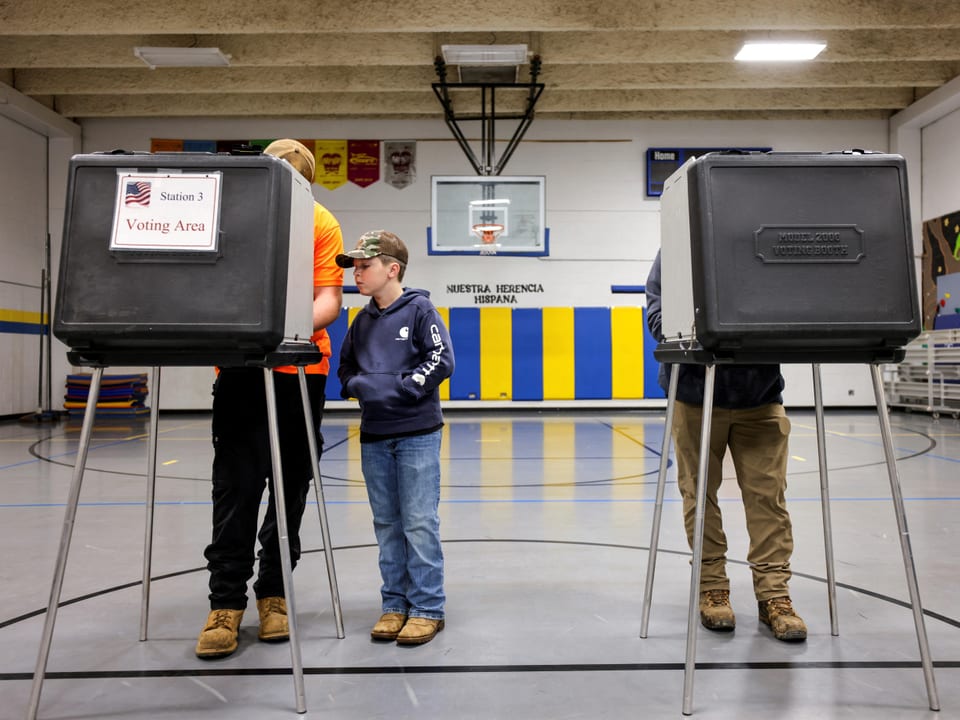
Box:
[471,223,504,256]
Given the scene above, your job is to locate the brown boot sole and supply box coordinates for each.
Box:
[195,643,238,659]
[759,614,808,642]
[396,619,445,645]
[700,615,735,632]
[371,613,409,641]
[258,631,289,643]
[765,624,807,642]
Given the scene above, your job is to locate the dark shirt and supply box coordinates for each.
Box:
[645,250,784,408]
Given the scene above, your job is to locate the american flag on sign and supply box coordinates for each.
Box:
[124,181,151,207]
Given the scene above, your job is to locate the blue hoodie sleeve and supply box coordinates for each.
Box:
[399,304,455,400]
[337,321,358,399]
[645,250,664,342]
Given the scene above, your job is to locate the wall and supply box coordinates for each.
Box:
[0,115,46,417]
[0,85,951,416]
[920,107,960,221]
[71,119,887,409]
[72,115,893,411]
[889,76,960,343]
[890,75,960,255]
[0,84,80,419]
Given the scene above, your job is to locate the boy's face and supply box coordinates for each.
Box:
[351,256,398,296]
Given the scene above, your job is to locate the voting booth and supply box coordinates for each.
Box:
[30,151,343,718]
[642,151,938,715]
[658,150,920,361]
[54,151,316,366]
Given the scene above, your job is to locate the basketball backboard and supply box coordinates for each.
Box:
[429,175,547,256]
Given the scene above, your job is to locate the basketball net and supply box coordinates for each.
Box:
[471,223,504,256]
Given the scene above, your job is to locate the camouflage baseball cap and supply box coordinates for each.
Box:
[336,230,409,268]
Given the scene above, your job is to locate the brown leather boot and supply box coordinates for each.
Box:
[396,617,445,645]
[759,596,807,642]
[256,596,289,642]
[195,608,244,658]
[370,612,408,641]
[699,589,736,631]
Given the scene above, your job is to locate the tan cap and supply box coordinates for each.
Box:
[336,230,409,268]
[263,139,315,184]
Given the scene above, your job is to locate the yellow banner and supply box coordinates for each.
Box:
[315,140,347,191]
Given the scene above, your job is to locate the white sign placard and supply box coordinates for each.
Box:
[110,171,222,251]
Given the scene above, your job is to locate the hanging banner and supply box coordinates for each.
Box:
[348,139,380,188]
[150,138,184,152]
[384,140,417,189]
[315,140,348,190]
[183,139,217,152]
[251,138,316,154]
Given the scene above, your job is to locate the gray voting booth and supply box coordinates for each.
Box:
[642,151,939,715]
[30,151,344,718]
[54,150,317,364]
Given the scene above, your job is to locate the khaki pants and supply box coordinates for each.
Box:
[672,400,794,601]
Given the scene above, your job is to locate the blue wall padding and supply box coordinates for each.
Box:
[448,307,481,400]
[573,307,612,399]
[512,308,545,400]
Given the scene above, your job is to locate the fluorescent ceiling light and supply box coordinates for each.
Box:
[441,44,528,65]
[735,42,826,62]
[134,46,231,69]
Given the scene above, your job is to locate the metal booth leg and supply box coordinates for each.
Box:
[140,366,161,641]
[263,369,307,714]
[640,364,680,638]
[811,364,840,636]
[28,366,104,720]
[682,364,716,716]
[297,368,345,639]
[869,364,940,711]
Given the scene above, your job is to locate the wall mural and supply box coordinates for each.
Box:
[922,210,960,330]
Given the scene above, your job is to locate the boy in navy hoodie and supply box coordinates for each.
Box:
[337,230,455,645]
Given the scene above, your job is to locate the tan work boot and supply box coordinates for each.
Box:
[256,596,289,642]
[699,589,736,631]
[370,612,408,641]
[195,608,244,658]
[396,617,444,645]
[759,596,807,642]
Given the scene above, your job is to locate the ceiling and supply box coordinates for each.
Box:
[2,0,960,123]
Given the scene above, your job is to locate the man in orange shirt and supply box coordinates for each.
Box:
[196,139,344,658]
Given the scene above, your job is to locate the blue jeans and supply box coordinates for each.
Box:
[361,430,444,619]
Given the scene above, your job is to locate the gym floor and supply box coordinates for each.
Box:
[0,406,957,719]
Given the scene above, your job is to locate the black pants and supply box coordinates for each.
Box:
[205,367,326,610]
